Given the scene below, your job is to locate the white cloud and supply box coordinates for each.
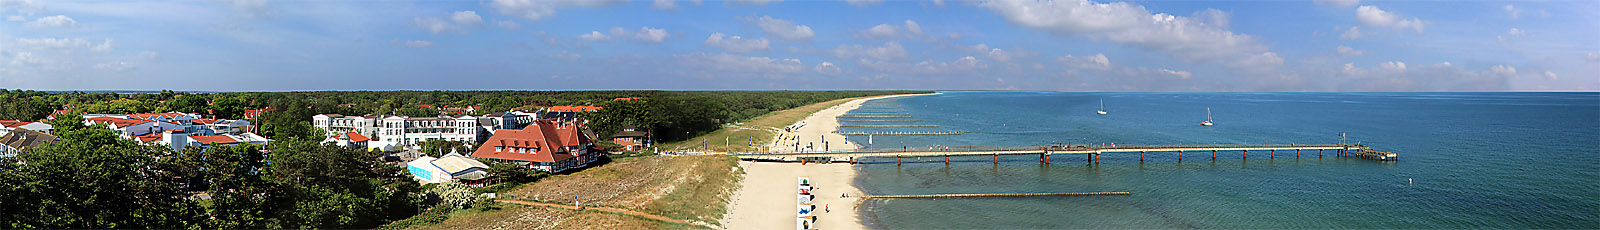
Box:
[846,0,883,7]
[1331,61,1513,91]
[610,27,670,43]
[5,15,21,22]
[1192,9,1230,29]
[981,0,1282,72]
[7,52,43,66]
[1057,53,1111,70]
[948,32,962,40]
[747,16,814,41]
[414,11,487,34]
[451,11,483,26]
[23,15,76,27]
[13,38,92,49]
[704,33,770,53]
[229,0,277,19]
[1314,0,1359,8]
[1503,4,1520,19]
[578,31,612,41]
[985,48,1012,62]
[1,0,45,14]
[1336,45,1363,56]
[860,24,898,39]
[1588,52,1600,63]
[676,53,805,78]
[653,0,678,9]
[904,20,923,35]
[403,40,432,48]
[858,56,987,75]
[1340,26,1364,40]
[495,20,519,30]
[814,62,844,75]
[413,17,459,34]
[489,0,621,21]
[92,61,135,72]
[1543,71,1557,80]
[831,41,908,61]
[1356,5,1425,33]
[1497,28,1528,42]
[90,39,112,52]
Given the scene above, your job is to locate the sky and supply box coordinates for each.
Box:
[0,0,1596,92]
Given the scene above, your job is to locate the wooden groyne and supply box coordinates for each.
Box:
[839,125,940,127]
[838,119,922,122]
[837,115,912,118]
[838,131,963,135]
[865,192,1130,199]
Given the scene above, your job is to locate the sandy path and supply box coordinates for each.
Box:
[721,161,864,230]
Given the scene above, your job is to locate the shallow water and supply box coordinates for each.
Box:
[846,92,1600,229]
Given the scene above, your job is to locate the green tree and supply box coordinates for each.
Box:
[395,106,439,117]
[210,97,249,119]
[0,127,206,228]
[162,94,210,114]
[80,98,153,114]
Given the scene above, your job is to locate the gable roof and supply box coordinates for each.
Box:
[188,135,241,145]
[128,112,196,120]
[338,132,370,142]
[470,119,591,163]
[0,129,56,150]
[192,118,223,124]
[86,117,152,128]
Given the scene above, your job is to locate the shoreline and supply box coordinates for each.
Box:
[721,93,933,230]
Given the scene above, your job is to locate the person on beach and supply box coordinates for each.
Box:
[825,204,831,213]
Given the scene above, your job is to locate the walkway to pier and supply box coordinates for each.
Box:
[737,144,1398,163]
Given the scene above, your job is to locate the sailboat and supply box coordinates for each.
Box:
[1096,99,1108,115]
[1200,107,1214,126]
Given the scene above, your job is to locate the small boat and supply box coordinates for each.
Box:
[1096,99,1108,115]
[1200,107,1214,126]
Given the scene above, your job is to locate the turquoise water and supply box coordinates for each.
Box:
[844,92,1600,229]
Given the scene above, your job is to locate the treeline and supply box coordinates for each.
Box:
[0,89,927,143]
[0,118,421,228]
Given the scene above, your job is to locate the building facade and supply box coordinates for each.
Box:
[469,119,600,172]
[313,114,489,150]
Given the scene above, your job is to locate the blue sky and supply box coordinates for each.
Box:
[0,0,1595,91]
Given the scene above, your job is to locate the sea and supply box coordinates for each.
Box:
[841,92,1599,229]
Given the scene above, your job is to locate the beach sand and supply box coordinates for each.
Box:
[721,161,864,230]
[721,93,931,229]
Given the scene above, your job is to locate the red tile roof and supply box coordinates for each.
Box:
[192,118,223,124]
[128,112,195,120]
[188,135,240,145]
[136,133,163,142]
[86,117,152,128]
[0,120,28,128]
[546,106,603,113]
[344,132,370,142]
[470,119,590,163]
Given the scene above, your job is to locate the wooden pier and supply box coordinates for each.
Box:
[838,125,941,127]
[837,119,922,122]
[738,144,1398,163]
[837,131,963,135]
[864,192,1130,199]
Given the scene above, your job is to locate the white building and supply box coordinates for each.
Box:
[313,114,490,150]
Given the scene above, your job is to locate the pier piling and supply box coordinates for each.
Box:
[1178,150,1183,162]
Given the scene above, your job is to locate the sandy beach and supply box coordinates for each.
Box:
[769,93,929,153]
[721,93,932,230]
[721,161,864,230]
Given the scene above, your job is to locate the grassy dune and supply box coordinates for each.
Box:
[419,155,741,229]
[662,96,863,152]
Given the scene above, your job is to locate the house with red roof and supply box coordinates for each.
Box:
[324,131,371,149]
[85,117,184,137]
[469,119,602,172]
[244,108,277,119]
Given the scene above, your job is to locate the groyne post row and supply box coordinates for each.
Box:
[837,131,963,135]
[737,144,1398,164]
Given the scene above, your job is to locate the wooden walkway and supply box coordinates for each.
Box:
[837,115,912,118]
[738,144,1397,163]
[837,119,922,122]
[838,131,963,135]
[838,125,940,127]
